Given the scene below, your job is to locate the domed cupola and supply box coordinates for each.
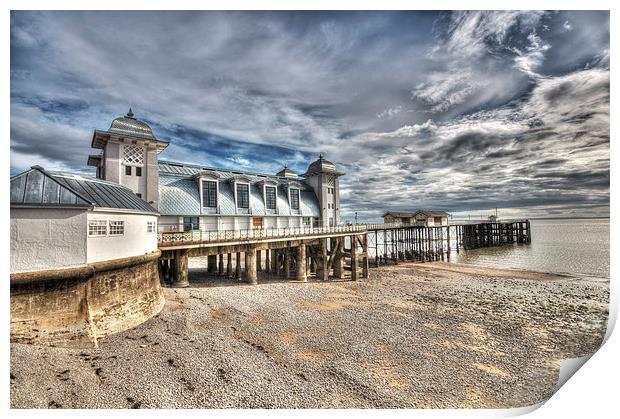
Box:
[89,108,169,211]
[108,108,157,140]
[303,153,344,177]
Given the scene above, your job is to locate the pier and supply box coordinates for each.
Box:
[157,225,370,287]
[156,220,530,286]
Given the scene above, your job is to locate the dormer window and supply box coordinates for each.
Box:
[202,180,217,208]
[196,172,221,212]
[265,186,277,209]
[290,188,300,210]
[236,183,249,209]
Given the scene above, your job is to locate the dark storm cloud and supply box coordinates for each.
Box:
[10,11,609,220]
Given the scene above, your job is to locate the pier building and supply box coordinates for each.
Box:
[382,210,450,227]
[87,110,344,231]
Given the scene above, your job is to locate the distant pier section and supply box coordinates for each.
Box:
[365,219,531,265]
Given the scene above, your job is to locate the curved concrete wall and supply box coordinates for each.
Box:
[10,252,164,347]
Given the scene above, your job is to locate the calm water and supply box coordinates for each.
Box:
[450,218,610,279]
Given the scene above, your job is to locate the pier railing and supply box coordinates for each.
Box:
[158,224,367,246]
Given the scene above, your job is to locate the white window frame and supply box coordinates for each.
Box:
[147,221,156,233]
[88,220,107,237]
[201,179,219,208]
[289,188,300,210]
[235,181,251,209]
[264,184,277,210]
[109,220,125,236]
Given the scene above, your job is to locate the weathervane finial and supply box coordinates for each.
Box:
[319,153,324,160]
[126,108,134,118]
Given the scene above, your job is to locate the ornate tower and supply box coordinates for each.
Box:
[302,154,344,227]
[87,109,169,210]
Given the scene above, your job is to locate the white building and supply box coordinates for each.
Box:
[10,166,159,273]
[87,110,344,231]
[383,210,450,227]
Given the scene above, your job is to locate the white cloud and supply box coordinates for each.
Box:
[413,11,548,113]
[512,32,551,77]
[377,106,402,120]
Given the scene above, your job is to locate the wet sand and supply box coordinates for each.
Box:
[10,262,609,409]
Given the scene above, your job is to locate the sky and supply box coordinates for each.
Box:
[10,11,610,221]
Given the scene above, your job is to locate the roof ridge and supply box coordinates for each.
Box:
[30,166,94,206]
[48,170,138,191]
[159,159,297,179]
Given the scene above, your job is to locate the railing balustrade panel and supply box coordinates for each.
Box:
[157,223,369,245]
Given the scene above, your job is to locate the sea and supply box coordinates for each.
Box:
[449,218,610,279]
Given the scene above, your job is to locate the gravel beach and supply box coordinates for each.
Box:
[10,262,609,409]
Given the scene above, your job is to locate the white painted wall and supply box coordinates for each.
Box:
[220,216,235,231]
[264,217,277,229]
[87,211,158,263]
[200,216,218,232]
[103,142,121,184]
[235,217,250,230]
[10,208,88,273]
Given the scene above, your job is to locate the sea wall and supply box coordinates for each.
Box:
[10,251,165,347]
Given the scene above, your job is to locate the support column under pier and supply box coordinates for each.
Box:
[333,238,344,279]
[296,243,307,282]
[284,247,291,279]
[362,233,369,279]
[235,252,242,279]
[172,249,189,288]
[227,253,233,278]
[245,246,257,285]
[309,250,316,274]
[317,238,329,281]
[256,250,262,272]
[208,255,217,273]
[351,235,359,281]
[218,254,224,276]
[271,249,278,275]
